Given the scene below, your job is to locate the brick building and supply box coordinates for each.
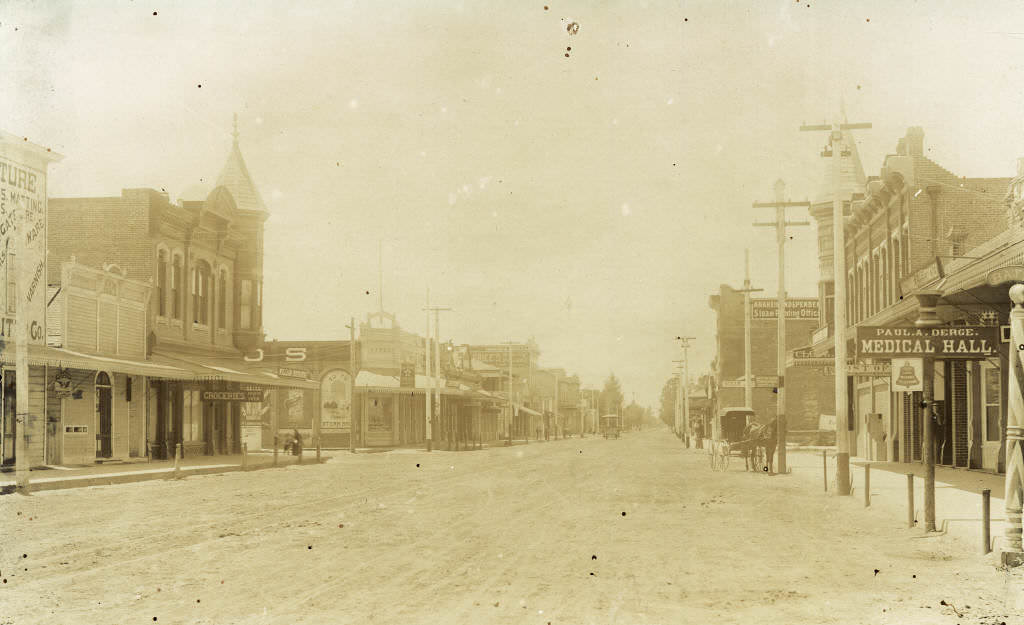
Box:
[47,122,315,460]
[803,126,1013,469]
[709,285,833,438]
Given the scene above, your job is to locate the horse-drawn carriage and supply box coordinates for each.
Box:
[600,414,621,439]
[707,407,777,473]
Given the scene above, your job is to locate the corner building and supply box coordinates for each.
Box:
[48,124,315,461]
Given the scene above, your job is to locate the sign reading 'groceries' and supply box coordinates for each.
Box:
[856,326,1000,359]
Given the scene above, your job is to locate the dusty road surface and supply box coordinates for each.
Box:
[1,428,1020,625]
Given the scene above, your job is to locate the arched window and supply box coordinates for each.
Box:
[157,249,168,317]
[171,254,183,320]
[192,261,211,325]
[239,279,252,330]
[218,269,227,330]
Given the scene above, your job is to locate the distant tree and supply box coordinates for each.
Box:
[659,376,678,427]
[599,373,624,416]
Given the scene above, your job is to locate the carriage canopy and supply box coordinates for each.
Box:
[717,407,755,443]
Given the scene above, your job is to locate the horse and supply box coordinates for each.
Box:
[748,418,779,474]
[737,422,761,472]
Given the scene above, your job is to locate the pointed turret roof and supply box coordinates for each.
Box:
[812,126,867,206]
[214,114,269,214]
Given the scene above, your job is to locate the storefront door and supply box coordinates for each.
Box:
[2,369,15,465]
[980,362,1002,470]
[95,372,113,458]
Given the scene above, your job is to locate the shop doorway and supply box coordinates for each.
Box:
[212,402,227,455]
[95,372,113,459]
[980,362,1002,470]
[2,370,15,466]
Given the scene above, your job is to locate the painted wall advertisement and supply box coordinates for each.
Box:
[751,298,819,321]
[320,370,352,432]
[0,155,46,344]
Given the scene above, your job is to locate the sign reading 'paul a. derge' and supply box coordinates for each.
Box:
[856,326,1000,359]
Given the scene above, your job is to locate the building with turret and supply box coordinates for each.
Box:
[47,117,315,461]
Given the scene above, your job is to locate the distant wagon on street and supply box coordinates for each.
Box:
[600,414,621,439]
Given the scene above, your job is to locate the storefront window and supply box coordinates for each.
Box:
[367,396,392,432]
[183,389,204,442]
[984,366,1001,442]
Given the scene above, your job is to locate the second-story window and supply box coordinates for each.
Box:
[240,279,252,330]
[171,255,182,320]
[218,270,227,329]
[157,250,168,317]
[193,262,210,325]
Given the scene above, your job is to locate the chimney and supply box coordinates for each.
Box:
[905,127,925,157]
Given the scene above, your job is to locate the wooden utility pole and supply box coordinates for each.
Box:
[676,337,696,447]
[753,180,810,475]
[800,115,871,496]
[914,291,943,532]
[425,304,451,448]
[347,317,358,453]
[504,340,515,445]
[737,249,763,409]
[672,360,684,439]
[424,289,433,452]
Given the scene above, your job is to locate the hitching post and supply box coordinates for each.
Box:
[823,449,828,492]
[907,473,915,528]
[983,488,992,555]
[864,463,870,508]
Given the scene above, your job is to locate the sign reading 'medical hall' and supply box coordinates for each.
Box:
[856,326,1000,359]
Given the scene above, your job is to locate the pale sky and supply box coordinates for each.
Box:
[4,0,1024,407]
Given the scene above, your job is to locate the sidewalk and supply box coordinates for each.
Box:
[0,450,333,495]
[785,448,1009,558]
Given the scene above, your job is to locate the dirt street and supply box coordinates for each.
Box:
[0,429,1020,624]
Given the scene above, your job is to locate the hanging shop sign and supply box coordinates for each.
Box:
[53,369,72,397]
[277,367,310,380]
[201,390,265,403]
[890,357,924,392]
[720,375,778,388]
[822,363,892,376]
[856,326,999,359]
[899,257,944,295]
[751,298,819,321]
[399,362,415,389]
